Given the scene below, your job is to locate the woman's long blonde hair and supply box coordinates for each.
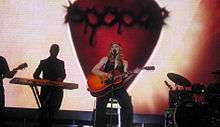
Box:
[108,42,124,66]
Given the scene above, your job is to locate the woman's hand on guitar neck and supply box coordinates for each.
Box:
[133,68,141,74]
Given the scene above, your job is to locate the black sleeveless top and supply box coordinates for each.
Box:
[103,58,127,91]
[103,58,124,73]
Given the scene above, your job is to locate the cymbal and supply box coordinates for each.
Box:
[167,73,191,87]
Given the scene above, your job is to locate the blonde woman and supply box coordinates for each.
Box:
[91,42,133,127]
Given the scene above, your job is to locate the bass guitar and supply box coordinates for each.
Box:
[87,66,155,97]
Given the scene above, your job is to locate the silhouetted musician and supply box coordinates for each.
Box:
[33,44,66,127]
[0,56,18,109]
[206,70,220,109]
[0,56,18,126]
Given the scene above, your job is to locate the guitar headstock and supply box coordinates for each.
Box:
[143,66,155,70]
[14,63,28,71]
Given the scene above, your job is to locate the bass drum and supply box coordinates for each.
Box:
[174,101,203,127]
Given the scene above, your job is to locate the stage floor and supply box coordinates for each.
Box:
[2,107,164,127]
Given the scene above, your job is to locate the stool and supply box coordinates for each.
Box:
[106,98,121,127]
[92,98,121,127]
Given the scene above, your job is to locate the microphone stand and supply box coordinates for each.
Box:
[109,85,114,127]
[109,52,117,127]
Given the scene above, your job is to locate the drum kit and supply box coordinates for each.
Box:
[165,73,220,127]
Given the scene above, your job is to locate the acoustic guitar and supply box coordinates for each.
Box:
[87,66,155,97]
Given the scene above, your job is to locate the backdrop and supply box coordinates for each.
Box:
[0,0,219,115]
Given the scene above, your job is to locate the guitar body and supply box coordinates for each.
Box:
[87,74,123,97]
[87,66,155,97]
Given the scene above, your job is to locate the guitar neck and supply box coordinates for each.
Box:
[112,72,130,79]
[113,66,155,79]
[1,70,16,80]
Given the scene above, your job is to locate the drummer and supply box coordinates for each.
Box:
[206,70,220,108]
[212,70,220,84]
[207,70,220,93]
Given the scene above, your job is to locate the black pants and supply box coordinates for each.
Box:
[38,86,63,127]
[95,88,133,127]
[0,86,5,126]
[0,86,5,109]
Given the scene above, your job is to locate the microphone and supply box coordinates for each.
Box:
[113,49,117,58]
